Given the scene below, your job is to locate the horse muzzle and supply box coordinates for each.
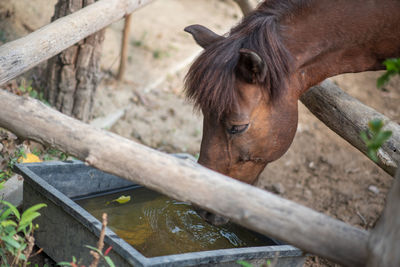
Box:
[193,206,230,226]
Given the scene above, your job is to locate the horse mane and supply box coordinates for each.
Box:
[184,0,308,119]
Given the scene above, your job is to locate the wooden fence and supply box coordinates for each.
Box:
[0,0,399,266]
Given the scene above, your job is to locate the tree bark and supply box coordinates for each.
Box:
[0,89,368,267]
[366,168,400,266]
[44,0,105,122]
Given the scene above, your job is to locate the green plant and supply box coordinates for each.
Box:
[58,214,114,267]
[43,148,70,161]
[377,58,400,88]
[360,119,392,162]
[237,259,272,267]
[152,49,170,59]
[58,246,115,267]
[18,79,50,106]
[8,147,26,171]
[0,200,47,266]
[0,147,27,181]
[131,31,148,47]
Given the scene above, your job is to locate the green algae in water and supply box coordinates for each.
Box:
[76,187,274,257]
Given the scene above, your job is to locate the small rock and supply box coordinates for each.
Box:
[0,142,3,152]
[304,189,313,198]
[368,185,380,195]
[308,161,316,170]
[272,183,285,194]
[1,174,24,207]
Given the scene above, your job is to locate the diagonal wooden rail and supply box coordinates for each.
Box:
[0,0,153,86]
[301,80,400,176]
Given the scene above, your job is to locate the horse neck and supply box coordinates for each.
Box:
[280,0,400,94]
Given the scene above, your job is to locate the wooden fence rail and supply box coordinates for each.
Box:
[301,80,400,176]
[0,0,153,86]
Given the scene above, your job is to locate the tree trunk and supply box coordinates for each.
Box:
[44,0,105,122]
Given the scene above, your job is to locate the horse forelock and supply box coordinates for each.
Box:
[184,0,297,120]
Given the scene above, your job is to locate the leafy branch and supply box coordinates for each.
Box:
[377,58,400,88]
[0,200,47,266]
[360,119,392,162]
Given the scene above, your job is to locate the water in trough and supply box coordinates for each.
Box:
[76,187,274,257]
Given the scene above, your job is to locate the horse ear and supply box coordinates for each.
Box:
[236,48,267,83]
[184,24,224,49]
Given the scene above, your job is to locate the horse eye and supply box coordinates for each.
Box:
[227,124,249,135]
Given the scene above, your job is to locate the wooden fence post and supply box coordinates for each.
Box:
[117,14,132,81]
[366,168,400,266]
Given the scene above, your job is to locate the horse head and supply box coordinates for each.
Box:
[184,24,300,225]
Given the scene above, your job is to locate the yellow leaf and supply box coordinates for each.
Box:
[18,153,42,163]
[113,195,131,204]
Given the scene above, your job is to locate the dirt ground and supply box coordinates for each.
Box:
[1,0,399,266]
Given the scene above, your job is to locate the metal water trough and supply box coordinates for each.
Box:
[16,160,305,267]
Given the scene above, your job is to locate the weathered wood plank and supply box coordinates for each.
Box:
[0,0,153,86]
[301,79,400,176]
[0,89,368,267]
[367,168,400,266]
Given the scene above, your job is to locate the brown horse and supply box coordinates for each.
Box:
[184,0,400,225]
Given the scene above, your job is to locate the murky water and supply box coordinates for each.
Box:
[76,187,274,257]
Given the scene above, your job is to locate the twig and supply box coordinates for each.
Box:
[89,213,108,267]
[29,247,43,258]
[355,207,368,226]
[117,14,132,81]
[22,235,35,267]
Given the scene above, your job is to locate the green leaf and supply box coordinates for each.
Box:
[57,262,73,266]
[1,235,22,249]
[1,207,14,220]
[18,251,27,260]
[377,72,391,88]
[18,212,41,232]
[0,200,21,220]
[383,59,397,71]
[368,119,383,133]
[359,131,369,144]
[21,203,47,217]
[236,260,254,267]
[104,256,116,267]
[374,130,392,145]
[85,245,103,256]
[368,149,379,163]
[1,220,18,227]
